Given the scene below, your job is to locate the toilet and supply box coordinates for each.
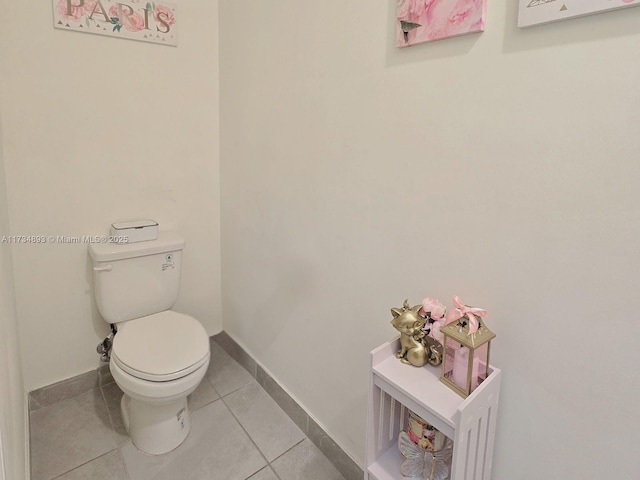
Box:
[88,232,210,455]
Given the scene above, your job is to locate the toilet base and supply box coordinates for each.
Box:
[121,393,191,455]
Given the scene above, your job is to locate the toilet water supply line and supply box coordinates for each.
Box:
[97,324,117,362]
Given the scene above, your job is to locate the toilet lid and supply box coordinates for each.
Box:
[111,311,210,382]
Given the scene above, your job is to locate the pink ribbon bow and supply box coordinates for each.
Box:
[444,296,488,335]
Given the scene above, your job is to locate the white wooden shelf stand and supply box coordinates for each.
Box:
[365,337,501,480]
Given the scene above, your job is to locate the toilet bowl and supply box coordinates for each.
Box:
[89,232,211,455]
[109,311,210,454]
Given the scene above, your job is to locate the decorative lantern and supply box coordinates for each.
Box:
[440,317,495,398]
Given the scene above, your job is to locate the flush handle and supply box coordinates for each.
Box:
[93,265,112,272]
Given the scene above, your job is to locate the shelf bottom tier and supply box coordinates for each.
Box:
[368,444,454,480]
[367,445,403,480]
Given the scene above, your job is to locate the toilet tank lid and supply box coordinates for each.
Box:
[89,231,185,262]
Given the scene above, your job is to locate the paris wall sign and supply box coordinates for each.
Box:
[53,0,177,46]
[518,0,640,27]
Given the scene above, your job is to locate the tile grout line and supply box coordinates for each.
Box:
[100,384,133,480]
[100,370,131,480]
[212,332,362,480]
[216,378,318,480]
[115,446,133,480]
[199,376,221,406]
[48,448,121,480]
[99,384,123,455]
[218,394,281,480]
[99,380,132,480]
[265,438,307,478]
[208,365,291,480]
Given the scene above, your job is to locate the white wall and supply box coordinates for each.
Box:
[0,108,27,480]
[220,2,640,478]
[1,2,221,391]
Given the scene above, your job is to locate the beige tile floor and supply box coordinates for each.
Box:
[29,342,347,480]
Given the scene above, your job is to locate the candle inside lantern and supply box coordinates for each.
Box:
[452,345,468,389]
[471,355,480,391]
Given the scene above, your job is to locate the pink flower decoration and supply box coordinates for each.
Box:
[155,5,176,26]
[57,0,87,20]
[420,297,446,343]
[109,5,145,32]
[429,321,445,344]
[123,12,145,32]
[420,297,445,321]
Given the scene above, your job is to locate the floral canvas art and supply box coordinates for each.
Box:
[518,0,640,27]
[53,0,178,46]
[396,0,487,48]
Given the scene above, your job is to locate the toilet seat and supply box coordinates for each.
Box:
[111,311,210,382]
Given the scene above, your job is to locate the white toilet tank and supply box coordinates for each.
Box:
[88,232,185,324]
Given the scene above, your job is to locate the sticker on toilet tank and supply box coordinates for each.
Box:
[176,407,186,429]
[162,253,175,271]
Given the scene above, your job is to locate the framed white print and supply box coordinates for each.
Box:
[518,0,640,28]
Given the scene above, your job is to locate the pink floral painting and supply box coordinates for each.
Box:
[396,0,487,47]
